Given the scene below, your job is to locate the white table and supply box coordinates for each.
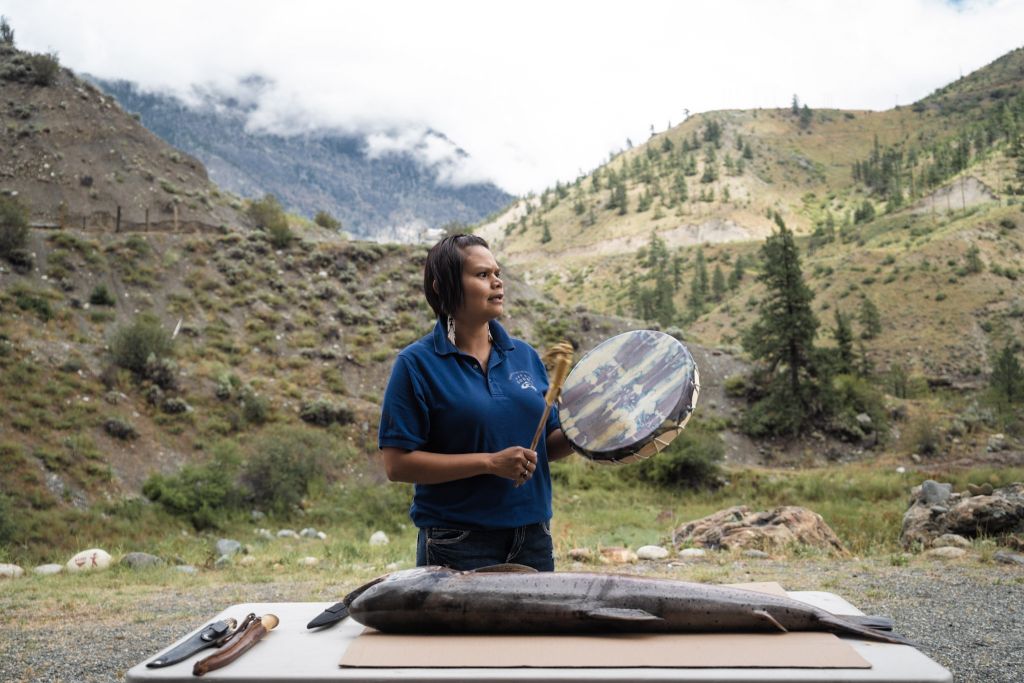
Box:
[126,593,951,682]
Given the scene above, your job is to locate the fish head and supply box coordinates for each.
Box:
[349,566,457,614]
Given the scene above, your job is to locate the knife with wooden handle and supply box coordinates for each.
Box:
[192,613,278,676]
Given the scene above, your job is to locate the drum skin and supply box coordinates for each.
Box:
[558,330,699,464]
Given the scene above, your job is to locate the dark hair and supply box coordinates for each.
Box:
[423,234,490,320]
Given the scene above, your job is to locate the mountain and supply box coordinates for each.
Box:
[476,46,1024,386]
[0,47,250,233]
[90,77,514,241]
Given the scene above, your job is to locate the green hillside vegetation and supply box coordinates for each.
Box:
[479,47,1024,404]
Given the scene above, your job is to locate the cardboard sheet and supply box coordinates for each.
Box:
[339,582,872,670]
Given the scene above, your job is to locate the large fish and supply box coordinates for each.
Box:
[334,564,911,645]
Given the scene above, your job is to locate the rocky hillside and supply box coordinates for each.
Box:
[0,44,250,232]
[91,77,514,241]
[476,46,1024,386]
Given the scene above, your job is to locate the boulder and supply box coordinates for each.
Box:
[33,564,63,576]
[677,548,707,559]
[672,506,846,554]
[599,547,638,564]
[931,534,971,549]
[636,545,670,560]
[215,539,242,557]
[901,482,1024,548]
[66,548,112,573]
[369,531,389,546]
[994,550,1024,566]
[121,552,164,569]
[568,548,594,562]
[0,563,25,579]
[925,547,967,560]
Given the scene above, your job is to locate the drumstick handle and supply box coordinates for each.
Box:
[527,343,573,452]
[528,404,553,452]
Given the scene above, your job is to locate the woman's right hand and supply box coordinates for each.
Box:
[491,446,538,484]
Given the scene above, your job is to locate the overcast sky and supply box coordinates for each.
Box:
[5,0,1024,195]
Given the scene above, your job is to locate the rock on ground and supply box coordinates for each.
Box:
[65,548,112,573]
[672,506,846,554]
[901,481,1024,548]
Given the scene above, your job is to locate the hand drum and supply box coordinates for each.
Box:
[558,330,699,464]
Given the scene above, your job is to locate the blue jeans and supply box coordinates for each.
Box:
[416,522,555,572]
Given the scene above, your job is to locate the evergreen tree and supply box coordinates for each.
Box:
[741,213,821,435]
[711,264,726,302]
[791,94,800,116]
[727,254,744,290]
[832,310,854,374]
[0,15,13,46]
[799,104,813,129]
[858,297,882,339]
[742,141,754,160]
[541,222,552,244]
[965,244,984,274]
[991,343,1024,404]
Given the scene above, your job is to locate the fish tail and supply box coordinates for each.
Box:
[817,612,918,647]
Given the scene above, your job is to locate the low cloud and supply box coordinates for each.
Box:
[6,0,1024,195]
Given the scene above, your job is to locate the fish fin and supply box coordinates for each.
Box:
[471,563,538,573]
[584,608,663,622]
[817,612,918,646]
[846,614,894,631]
[752,609,788,633]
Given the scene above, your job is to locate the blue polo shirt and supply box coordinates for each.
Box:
[378,319,560,530]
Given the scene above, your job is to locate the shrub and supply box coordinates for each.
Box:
[633,422,724,489]
[299,399,353,427]
[103,418,138,440]
[247,194,292,247]
[14,290,52,321]
[0,195,29,259]
[89,285,116,306]
[242,426,333,513]
[0,491,17,547]
[109,314,173,375]
[142,441,242,529]
[314,210,341,230]
[240,388,270,425]
[27,51,60,86]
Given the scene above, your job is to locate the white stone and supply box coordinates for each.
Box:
[925,547,967,560]
[0,563,25,578]
[636,545,670,560]
[316,531,328,541]
[238,555,257,566]
[369,531,389,546]
[255,528,274,541]
[298,556,319,566]
[932,534,971,549]
[277,529,299,538]
[896,466,906,474]
[175,565,198,575]
[33,564,63,576]
[66,548,112,572]
[678,548,707,559]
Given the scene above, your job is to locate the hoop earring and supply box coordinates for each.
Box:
[447,316,456,346]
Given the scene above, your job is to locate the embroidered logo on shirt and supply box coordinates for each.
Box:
[510,371,536,390]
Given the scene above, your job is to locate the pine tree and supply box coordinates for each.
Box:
[832,310,854,374]
[728,254,744,290]
[0,16,14,46]
[711,265,726,302]
[741,213,821,435]
[965,244,984,274]
[791,94,800,116]
[799,104,813,130]
[991,344,1024,403]
[541,222,552,244]
[858,297,882,339]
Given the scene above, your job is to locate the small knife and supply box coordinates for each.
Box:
[146,618,237,668]
[306,601,349,629]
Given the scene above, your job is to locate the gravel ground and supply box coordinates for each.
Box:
[0,558,1021,682]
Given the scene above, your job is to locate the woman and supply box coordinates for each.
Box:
[378,234,573,571]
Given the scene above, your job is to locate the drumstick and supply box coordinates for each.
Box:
[528,342,574,452]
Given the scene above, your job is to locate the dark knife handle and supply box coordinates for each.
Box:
[146,618,236,668]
